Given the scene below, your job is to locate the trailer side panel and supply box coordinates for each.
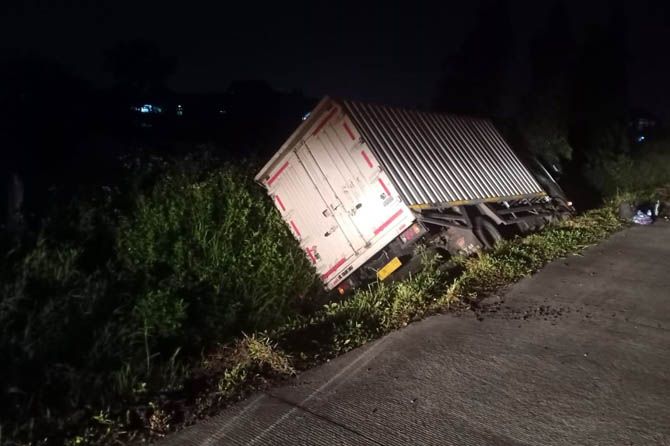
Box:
[342,100,545,208]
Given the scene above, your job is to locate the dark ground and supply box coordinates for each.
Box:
[161,221,670,446]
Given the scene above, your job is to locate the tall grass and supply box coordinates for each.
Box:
[0,154,316,444]
[116,160,316,361]
[444,204,624,302]
[1,145,655,445]
[192,203,626,446]
[589,141,670,197]
[272,204,625,365]
[275,249,446,358]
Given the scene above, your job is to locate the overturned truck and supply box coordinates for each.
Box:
[255,97,572,292]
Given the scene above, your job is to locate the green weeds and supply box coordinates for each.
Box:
[444,204,625,303]
[0,154,316,445]
[588,142,670,197]
[1,149,656,445]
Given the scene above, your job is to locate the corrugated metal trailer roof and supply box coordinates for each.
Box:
[341,100,544,208]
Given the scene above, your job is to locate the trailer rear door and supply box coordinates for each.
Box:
[260,99,415,290]
[304,107,411,246]
[266,150,356,285]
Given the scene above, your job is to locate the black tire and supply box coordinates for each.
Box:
[515,220,532,234]
[474,216,502,249]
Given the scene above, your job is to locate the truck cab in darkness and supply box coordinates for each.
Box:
[526,157,573,211]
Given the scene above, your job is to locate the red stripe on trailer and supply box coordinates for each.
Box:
[268,161,289,186]
[343,122,356,140]
[361,150,373,168]
[275,194,286,211]
[322,257,347,280]
[306,247,316,264]
[312,108,338,135]
[373,209,403,235]
[290,220,301,237]
[378,178,391,196]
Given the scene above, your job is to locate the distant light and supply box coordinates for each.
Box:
[302,112,311,121]
[637,135,645,142]
[136,104,163,114]
[567,201,573,207]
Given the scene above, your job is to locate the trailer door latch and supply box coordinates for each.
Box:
[349,203,363,216]
[324,225,338,237]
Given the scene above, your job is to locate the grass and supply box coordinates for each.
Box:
[80,198,631,445]
[3,148,667,445]
[445,204,626,303]
[590,142,670,197]
[0,154,317,446]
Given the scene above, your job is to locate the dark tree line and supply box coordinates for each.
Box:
[0,2,644,228]
[433,0,630,176]
[1,41,314,229]
[434,0,514,118]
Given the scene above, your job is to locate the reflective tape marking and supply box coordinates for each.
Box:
[306,247,316,264]
[290,220,301,237]
[275,194,286,211]
[268,162,289,186]
[378,178,391,196]
[312,108,338,135]
[374,209,403,235]
[322,257,347,280]
[361,150,373,168]
[343,122,356,140]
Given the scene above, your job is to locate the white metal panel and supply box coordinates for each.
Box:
[299,139,368,252]
[341,100,546,207]
[258,98,416,290]
[266,151,355,284]
[304,104,415,288]
[307,109,411,244]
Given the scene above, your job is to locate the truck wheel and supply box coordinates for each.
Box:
[474,217,502,249]
[515,220,532,235]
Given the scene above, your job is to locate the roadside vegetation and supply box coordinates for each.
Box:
[3,147,669,445]
[589,141,670,198]
[4,4,670,444]
[0,154,316,445]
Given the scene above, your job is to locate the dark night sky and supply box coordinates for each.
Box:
[2,0,669,115]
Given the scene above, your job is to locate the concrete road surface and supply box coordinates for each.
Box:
[162,222,670,446]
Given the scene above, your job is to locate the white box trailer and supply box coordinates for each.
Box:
[254,102,416,290]
[256,97,571,291]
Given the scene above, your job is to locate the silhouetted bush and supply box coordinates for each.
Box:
[0,152,316,443]
[587,140,670,197]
